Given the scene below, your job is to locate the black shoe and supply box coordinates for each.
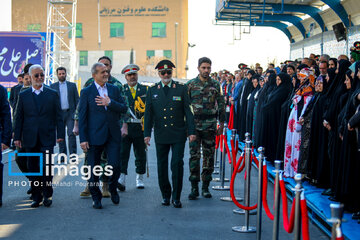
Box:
[30,201,41,208]
[27,187,33,195]
[188,187,199,200]
[110,192,120,205]
[92,200,102,209]
[161,198,170,206]
[172,200,182,208]
[117,182,126,192]
[0,199,2,207]
[329,196,339,202]
[321,188,333,196]
[43,197,52,207]
[352,212,360,220]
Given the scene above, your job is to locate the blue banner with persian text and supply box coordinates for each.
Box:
[0,32,45,88]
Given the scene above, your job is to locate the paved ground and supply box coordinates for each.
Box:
[0,137,329,240]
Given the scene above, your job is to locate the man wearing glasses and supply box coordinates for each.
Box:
[14,65,65,208]
[144,60,196,208]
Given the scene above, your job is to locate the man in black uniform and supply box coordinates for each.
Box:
[144,60,196,208]
[118,64,147,190]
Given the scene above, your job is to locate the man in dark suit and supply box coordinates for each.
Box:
[118,64,147,190]
[78,62,128,209]
[144,60,196,208]
[14,64,65,208]
[50,67,79,155]
[0,84,12,207]
[9,73,24,109]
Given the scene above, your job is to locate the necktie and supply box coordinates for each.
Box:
[130,87,136,99]
[163,85,169,96]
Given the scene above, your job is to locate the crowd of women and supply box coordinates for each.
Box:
[215,54,360,220]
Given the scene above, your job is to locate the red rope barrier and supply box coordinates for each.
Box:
[220,134,224,152]
[300,192,310,240]
[230,139,236,165]
[230,152,257,211]
[215,135,220,149]
[228,104,234,130]
[262,162,274,220]
[236,154,245,173]
[224,135,232,164]
[235,140,239,156]
[280,174,296,233]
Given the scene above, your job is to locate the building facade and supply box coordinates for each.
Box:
[12,0,188,78]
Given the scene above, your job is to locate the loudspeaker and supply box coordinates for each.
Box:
[332,22,347,42]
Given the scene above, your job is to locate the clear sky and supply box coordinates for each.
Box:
[0,0,290,78]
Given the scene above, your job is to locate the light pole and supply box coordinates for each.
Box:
[175,22,178,78]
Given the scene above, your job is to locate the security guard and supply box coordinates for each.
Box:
[118,64,147,190]
[144,60,196,208]
[186,57,226,200]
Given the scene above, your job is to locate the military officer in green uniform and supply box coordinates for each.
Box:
[144,60,196,208]
[186,57,226,200]
[73,56,127,197]
[118,64,147,191]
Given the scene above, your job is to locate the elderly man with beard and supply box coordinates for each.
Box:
[118,64,148,190]
[14,64,65,208]
[144,60,196,208]
[186,57,225,200]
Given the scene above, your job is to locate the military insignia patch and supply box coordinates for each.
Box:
[173,96,181,101]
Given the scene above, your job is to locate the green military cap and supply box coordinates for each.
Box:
[121,64,140,75]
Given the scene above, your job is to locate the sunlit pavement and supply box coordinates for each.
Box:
[0,138,328,240]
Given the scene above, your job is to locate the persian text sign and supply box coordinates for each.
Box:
[100,5,169,17]
[0,32,45,88]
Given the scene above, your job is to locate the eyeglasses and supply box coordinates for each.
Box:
[34,73,45,78]
[160,70,172,76]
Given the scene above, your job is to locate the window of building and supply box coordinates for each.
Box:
[27,24,41,32]
[146,50,155,59]
[110,23,124,37]
[104,50,113,62]
[79,51,88,66]
[69,23,83,38]
[152,22,166,38]
[163,50,172,59]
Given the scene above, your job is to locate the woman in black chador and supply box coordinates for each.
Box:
[245,74,260,138]
[307,69,334,189]
[323,59,351,200]
[253,72,277,148]
[261,73,292,163]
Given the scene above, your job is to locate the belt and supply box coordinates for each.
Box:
[194,114,217,120]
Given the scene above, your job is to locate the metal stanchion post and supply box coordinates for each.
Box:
[293,174,303,240]
[214,120,220,170]
[327,203,345,240]
[221,129,243,202]
[213,123,230,190]
[232,132,256,233]
[272,160,282,240]
[233,133,256,215]
[256,147,265,240]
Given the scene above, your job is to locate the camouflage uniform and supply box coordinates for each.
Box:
[186,76,225,185]
[74,76,127,181]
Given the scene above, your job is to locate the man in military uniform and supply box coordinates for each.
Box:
[118,64,147,190]
[144,60,196,208]
[73,56,127,197]
[186,57,226,200]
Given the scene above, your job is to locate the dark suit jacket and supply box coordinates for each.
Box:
[144,80,195,144]
[9,84,22,109]
[14,86,65,148]
[78,82,128,145]
[50,80,79,113]
[0,85,12,147]
[123,83,147,138]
